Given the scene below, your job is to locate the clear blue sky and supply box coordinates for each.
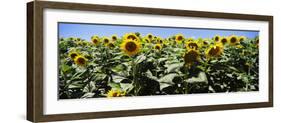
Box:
[59,23,259,41]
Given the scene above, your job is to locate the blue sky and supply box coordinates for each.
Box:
[59,23,259,41]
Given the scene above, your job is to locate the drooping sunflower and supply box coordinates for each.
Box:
[120,39,141,56]
[220,37,228,45]
[175,34,185,43]
[91,36,100,45]
[239,36,246,42]
[68,51,79,59]
[106,41,115,48]
[205,43,224,58]
[146,33,153,41]
[102,37,110,45]
[74,55,87,66]
[213,35,221,42]
[154,44,162,50]
[185,41,200,50]
[111,34,118,41]
[123,33,140,42]
[183,49,200,66]
[228,35,239,46]
[107,89,126,98]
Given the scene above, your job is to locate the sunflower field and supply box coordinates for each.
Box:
[58,32,259,99]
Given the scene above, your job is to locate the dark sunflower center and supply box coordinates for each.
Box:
[112,36,117,40]
[239,38,244,42]
[70,53,77,59]
[221,39,227,43]
[230,37,237,43]
[177,36,183,41]
[125,42,137,52]
[77,57,85,64]
[215,37,219,41]
[188,43,198,50]
[93,39,98,43]
[208,47,220,56]
[159,40,163,43]
[148,35,152,39]
[156,45,160,49]
[203,41,208,45]
[112,92,118,97]
[104,39,109,43]
[127,35,137,40]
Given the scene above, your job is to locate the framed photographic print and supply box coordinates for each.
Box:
[27,1,273,122]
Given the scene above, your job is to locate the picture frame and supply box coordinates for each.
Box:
[27,1,273,122]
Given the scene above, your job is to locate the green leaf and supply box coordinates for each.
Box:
[165,63,183,73]
[186,72,208,84]
[158,73,178,90]
[135,54,146,63]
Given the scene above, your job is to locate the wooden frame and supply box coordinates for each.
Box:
[27,1,273,122]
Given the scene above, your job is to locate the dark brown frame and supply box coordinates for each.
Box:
[27,1,273,122]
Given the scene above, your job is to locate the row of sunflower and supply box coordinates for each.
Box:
[58,32,259,99]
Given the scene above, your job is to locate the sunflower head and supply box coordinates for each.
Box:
[239,36,246,42]
[228,35,239,46]
[91,37,100,45]
[146,33,153,40]
[68,51,79,59]
[214,35,221,42]
[186,41,200,50]
[123,33,140,42]
[102,37,110,44]
[143,37,151,43]
[107,89,126,98]
[154,44,162,50]
[183,49,200,66]
[220,37,228,45]
[74,55,87,66]
[175,34,185,43]
[157,37,164,44]
[106,41,115,48]
[111,35,118,41]
[120,39,141,56]
[186,37,194,42]
[206,43,224,58]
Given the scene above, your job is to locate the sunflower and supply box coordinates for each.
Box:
[120,39,141,56]
[185,41,200,50]
[91,36,100,45]
[123,33,140,42]
[106,41,115,48]
[68,51,79,59]
[154,44,162,50]
[146,33,153,41]
[107,89,126,98]
[228,35,239,46]
[205,43,224,58]
[183,49,200,66]
[239,36,246,42]
[175,34,185,43]
[213,35,220,42]
[220,37,228,45]
[111,34,118,41]
[102,37,110,44]
[186,37,194,42]
[143,37,151,43]
[74,55,87,66]
[157,37,164,44]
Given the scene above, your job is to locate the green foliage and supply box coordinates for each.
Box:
[58,35,259,99]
